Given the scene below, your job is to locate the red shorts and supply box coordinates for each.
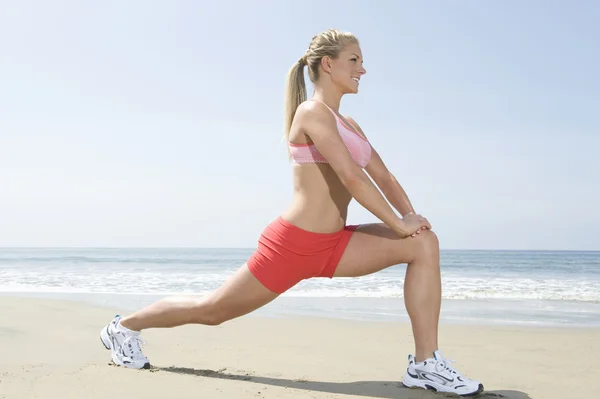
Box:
[247,217,359,294]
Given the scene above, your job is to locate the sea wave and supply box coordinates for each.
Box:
[1,275,598,302]
[2,249,598,303]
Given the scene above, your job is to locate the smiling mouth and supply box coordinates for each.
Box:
[352,77,360,83]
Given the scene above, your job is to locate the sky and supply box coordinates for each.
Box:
[1,1,598,250]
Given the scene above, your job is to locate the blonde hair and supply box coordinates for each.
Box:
[283,29,359,142]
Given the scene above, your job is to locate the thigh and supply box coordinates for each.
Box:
[204,263,280,320]
[333,223,438,278]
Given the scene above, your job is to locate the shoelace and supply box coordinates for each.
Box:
[122,335,147,359]
[435,356,459,376]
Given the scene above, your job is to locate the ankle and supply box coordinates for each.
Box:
[118,317,140,333]
[414,350,436,363]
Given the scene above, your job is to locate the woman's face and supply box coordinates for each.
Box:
[327,43,367,94]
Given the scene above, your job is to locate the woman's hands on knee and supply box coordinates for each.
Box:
[402,212,431,237]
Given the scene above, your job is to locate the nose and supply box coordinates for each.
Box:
[359,65,366,75]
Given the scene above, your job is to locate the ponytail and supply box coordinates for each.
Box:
[283,57,307,142]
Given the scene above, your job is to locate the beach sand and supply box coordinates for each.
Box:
[0,297,598,399]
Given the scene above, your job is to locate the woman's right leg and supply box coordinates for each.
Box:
[100,263,279,368]
[120,263,279,331]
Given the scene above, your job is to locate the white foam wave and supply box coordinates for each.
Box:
[1,275,599,302]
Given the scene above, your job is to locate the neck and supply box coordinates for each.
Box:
[312,86,343,112]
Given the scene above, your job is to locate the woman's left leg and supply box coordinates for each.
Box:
[332,223,441,363]
[331,224,484,396]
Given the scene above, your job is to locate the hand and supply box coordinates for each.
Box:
[401,212,431,237]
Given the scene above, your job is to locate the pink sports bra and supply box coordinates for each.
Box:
[288,99,372,168]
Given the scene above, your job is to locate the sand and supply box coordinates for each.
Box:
[0,296,598,399]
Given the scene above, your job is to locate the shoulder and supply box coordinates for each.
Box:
[295,100,334,121]
[294,100,337,134]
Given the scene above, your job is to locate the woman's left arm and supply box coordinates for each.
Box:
[346,116,416,217]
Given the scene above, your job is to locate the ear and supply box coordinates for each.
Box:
[320,56,333,74]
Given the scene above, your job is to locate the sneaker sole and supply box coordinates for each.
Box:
[99,325,150,370]
[100,326,112,350]
[100,325,112,350]
[402,375,484,397]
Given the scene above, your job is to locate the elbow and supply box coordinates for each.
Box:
[341,171,369,191]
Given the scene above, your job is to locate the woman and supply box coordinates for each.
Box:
[100,28,484,397]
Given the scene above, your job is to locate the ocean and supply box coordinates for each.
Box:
[1,248,599,327]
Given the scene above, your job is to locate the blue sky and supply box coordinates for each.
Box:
[1,1,598,250]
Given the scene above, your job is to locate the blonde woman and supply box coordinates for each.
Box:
[100,28,484,397]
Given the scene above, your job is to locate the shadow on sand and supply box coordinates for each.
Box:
[157,366,532,399]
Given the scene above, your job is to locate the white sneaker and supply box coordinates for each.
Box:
[401,350,484,396]
[100,315,150,369]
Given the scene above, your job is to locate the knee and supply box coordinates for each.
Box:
[202,315,225,326]
[189,299,228,326]
[410,229,439,262]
